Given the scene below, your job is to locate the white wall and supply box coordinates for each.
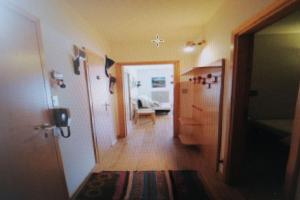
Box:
[6,0,110,196]
[124,67,139,100]
[136,68,174,105]
[124,65,174,105]
[123,67,138,121]
[111,40,196,74]
[249,33,300,119]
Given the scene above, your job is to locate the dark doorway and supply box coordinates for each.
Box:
[226,1,300,200]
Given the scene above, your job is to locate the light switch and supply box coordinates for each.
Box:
[52,96,59,107]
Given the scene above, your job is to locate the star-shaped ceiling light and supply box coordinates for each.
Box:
[151,34,165,48]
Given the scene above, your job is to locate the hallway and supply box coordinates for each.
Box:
[2,1,300,199]
[95,115,201,172]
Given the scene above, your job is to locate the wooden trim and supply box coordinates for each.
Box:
[83,49,101,163]
[285,84,300,200]
[115,60,180,138]
[226,34,254,184]
[173,61,180,137]
[226,0,300,199]
[115,63,127,138]
[233,0,300,35]
[216,59,226,172]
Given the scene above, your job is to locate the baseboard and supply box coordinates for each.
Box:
[70,169,94,200]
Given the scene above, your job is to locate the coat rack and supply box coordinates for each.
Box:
[189,73,221,89]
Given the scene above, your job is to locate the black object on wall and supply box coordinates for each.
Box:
[105,56,115,77]
[109,75,116,94]
[73,45,86,75]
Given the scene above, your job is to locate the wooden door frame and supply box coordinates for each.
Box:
[115,60,180,138]
[216,59,226,173]
[83,49,101,163]
[125,73,133,120]
[1,1,69,197]
[225,0,300,199]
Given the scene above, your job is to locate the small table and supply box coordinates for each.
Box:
[134,108,156,124]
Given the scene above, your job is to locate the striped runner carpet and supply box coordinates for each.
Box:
[76,170,209,200]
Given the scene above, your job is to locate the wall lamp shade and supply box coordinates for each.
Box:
[183,40,206,53]
[105,56,115,77]
[183,46,196,53]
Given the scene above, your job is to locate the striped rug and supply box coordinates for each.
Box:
[76,170,209,200]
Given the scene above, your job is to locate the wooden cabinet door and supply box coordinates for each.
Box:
[0,4,68,200]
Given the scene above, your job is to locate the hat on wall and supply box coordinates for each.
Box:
[105,56,115,77]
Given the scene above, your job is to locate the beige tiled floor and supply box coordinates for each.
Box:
[94,114,201,172]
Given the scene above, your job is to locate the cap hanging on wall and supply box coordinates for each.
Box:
[105,56,115,77]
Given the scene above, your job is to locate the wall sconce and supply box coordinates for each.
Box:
[51,71,66,88]
[183,40,206,53]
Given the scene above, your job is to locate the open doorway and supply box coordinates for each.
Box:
[115,61,180,138]
[123,64,174,135]
[227,2,300,200]
[237,10,300,199]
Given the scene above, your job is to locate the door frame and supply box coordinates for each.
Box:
[115,60,180,138]
[1,1,69,197]
[126,73,133,120]
[82,49,101,163]
[225,0,300,199]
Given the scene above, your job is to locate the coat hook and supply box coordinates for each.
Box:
[193,77,197,84]
[197,76,202,84]
[202,78,206,85]
[214,76,218,83]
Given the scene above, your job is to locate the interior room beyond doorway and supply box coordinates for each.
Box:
[123,64,175,135]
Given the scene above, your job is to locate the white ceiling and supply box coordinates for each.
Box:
[258,10,300,35]
[64,0,224,44]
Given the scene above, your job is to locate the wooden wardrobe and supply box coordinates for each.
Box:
[179,59,225,172]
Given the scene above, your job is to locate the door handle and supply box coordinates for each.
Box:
[34,123,55,131]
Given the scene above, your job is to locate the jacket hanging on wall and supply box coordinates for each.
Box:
[109,75,116,94]
[105,56,115,77]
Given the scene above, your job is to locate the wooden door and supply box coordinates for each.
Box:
[0,4,68,200]
[85,51,116,162]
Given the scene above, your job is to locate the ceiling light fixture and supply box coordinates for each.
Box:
[183,40,206,53]
[151,34,165,48]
